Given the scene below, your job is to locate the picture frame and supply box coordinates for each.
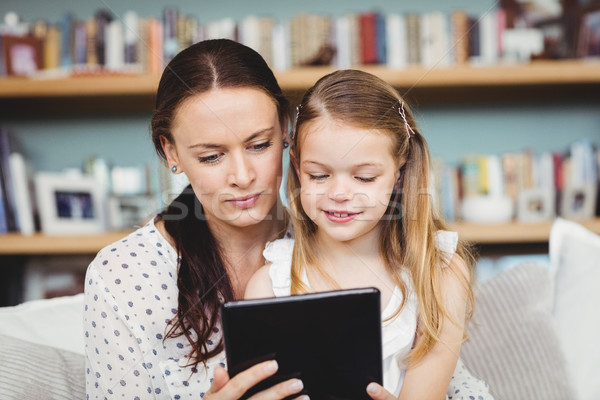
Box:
[517,188,555,223]
[35,172,106,235]
[106,194,157,230]
[560,184,597,220]
[2,35,44,76]
[577,5,600,58]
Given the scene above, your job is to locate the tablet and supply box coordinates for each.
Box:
[221,287,383,400]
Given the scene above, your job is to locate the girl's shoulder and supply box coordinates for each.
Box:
[262,238,295,297]
[434,230,458,255]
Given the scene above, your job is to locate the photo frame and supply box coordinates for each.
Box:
[2,35,44,76]
[560,184,597,220]
[517,188,555,223]
[107,195,157,230]
[577,6,600,58]
[35,172,106,235]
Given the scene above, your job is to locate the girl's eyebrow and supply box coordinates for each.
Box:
[188,127,274,149]
[302,160,384,169]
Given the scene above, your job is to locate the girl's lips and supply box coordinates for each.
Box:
[324,210,360,223]
[228,193,261,209]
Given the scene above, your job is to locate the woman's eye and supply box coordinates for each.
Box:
[198,154,222,164]
[249,141,272,151]
[356,176,376,183]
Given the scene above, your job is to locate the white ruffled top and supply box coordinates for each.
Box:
[262,230,458,397]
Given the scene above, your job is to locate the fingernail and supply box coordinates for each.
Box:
[367,382,380,395]
[297,396,310,400]
[264,360,278,373]
[289,379,304,391]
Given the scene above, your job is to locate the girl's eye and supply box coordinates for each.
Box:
[198,153,222,164]
[356,176,376,183]
[308,174,329,181]
[249,141,272,151]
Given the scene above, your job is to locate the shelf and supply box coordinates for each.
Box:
[0,231,132,256]
[448,218,600,244]
[0,59,599,99]
[1,218,599,255]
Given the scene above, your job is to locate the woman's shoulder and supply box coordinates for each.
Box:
[88,217,178,277]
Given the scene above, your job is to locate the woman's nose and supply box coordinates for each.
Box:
[228,152,255,188]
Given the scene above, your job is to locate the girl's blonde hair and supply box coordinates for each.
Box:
[287,69,475,364]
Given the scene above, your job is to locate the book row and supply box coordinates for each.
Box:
[432,139,600,224]
[0,5,564,77]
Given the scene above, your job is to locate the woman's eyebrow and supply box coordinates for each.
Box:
[188,127,275,149]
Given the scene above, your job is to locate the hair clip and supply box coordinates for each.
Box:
[398,101,415,139]
[292,104,302,140]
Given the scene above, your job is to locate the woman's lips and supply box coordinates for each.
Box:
[324,210,360,223]
[228,193,261,209]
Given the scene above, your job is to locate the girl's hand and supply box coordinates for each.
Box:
[366,382,396,400]
[205,360,306,399]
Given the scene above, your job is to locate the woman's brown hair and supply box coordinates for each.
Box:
[287,69,474,364]
[151,39,289,367]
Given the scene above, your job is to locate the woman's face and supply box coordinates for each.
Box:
[162,87,287,231]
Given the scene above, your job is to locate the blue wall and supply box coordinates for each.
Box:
[1,1,599,191]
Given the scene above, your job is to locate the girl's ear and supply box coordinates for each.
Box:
[160,136,181,173]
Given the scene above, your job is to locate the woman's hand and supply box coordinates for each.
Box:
[366,382,397,400]
[205,360,306,399]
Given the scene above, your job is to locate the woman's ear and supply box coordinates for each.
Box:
[281,115,291,147]
[160,136,181,173]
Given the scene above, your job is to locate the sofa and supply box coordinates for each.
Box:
[0,217,598,400]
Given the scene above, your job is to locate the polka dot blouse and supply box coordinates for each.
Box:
[84,218,225,399]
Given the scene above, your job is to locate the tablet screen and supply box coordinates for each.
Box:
[221,287,383,400]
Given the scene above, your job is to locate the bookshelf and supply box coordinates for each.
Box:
[0,60,599,254]
[1,59,599,98]
[1,218,600,256]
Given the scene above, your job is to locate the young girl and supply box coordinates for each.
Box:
[245,69,490,399]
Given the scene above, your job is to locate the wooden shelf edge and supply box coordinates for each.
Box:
[0,231,133,255]
[1,218,600,254]
[448,217,600,244]
[1,60,599,98]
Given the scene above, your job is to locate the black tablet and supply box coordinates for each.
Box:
[221,287,383,400]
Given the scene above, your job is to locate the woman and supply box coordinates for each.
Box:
[84,39,304,400]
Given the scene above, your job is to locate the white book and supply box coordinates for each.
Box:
[123,11,139,65]
[479,11,499,65]
[486,154,504,197]
[333,16,351,69]
[105,20,124,70]
[9,152,35,235]
[385,13,407,69]
[272,21,290,71]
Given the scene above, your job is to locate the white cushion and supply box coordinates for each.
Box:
[550,218,600,400]
[460,262,574,399]
[0,333,84,400]
[0,293,84,355]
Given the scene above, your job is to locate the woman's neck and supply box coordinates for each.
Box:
[208,209,285,297]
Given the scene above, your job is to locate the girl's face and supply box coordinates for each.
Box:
[162,87,287,231]
[297,116,399,244]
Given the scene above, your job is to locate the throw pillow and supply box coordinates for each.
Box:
[0,333,85,400]
[460,262,574,400]
[550,217,600,400]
